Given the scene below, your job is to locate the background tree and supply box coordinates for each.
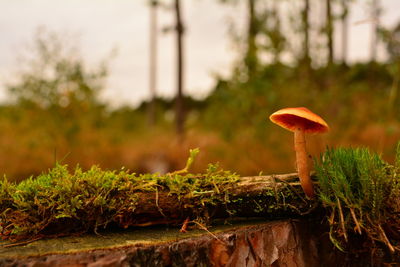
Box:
[1,1,399,183]
[302,0,310,68]
[260,0,286,65]
[245,0,259,77]
[340,0,350,65]
[382,22,400,115]
[8,29,106,111]
[174,0,185,138]
[1,29,110,178]
[385,23,400,62]
[148,0,159,126]
[7,29,107,148]
[370,0,381,62]
[326,0,334,66]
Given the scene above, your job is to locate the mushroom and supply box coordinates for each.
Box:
[269,107,329,198]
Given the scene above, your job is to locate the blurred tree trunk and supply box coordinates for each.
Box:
[340,0,349,65]
[326,0,334,66]
[245,0,258,78]
[174,0,185,138]
[271,0,282,64]
[301,0,311,76]
[148,0,158,126]
[370,0,380,62]
[302,0,310,67]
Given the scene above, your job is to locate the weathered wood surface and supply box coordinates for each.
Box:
[0,218,380,267]
[0,219,324,267]
[232,173,300,194]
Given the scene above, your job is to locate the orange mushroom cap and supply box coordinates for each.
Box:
[269,107,329,134]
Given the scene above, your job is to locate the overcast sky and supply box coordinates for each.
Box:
[0,0,399,107]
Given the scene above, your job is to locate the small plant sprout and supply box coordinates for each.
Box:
[168,148,200,176]
[269,107,329,198]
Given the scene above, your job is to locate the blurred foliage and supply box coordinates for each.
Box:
[0,3,400,181]
[8,30,106,110]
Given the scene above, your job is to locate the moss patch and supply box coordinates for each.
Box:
[0,149,244,241]
[315,145,400,254]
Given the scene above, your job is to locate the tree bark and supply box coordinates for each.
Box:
[2,219,393,267]
[0,220,325,267]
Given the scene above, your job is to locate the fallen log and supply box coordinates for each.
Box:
[104,173,316,229]
[0,169,318,242]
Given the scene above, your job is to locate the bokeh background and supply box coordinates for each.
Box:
[1,0,400,181]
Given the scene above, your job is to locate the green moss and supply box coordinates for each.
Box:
[0,148,312,243]
[0,149,240,241]
[314,145,400,253]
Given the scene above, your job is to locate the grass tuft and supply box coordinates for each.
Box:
[315,145,400,254]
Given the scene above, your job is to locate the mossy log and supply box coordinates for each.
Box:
[0,171,317,241]
[114,173,315,228]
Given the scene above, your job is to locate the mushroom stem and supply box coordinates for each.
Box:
[294,128,315,198]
